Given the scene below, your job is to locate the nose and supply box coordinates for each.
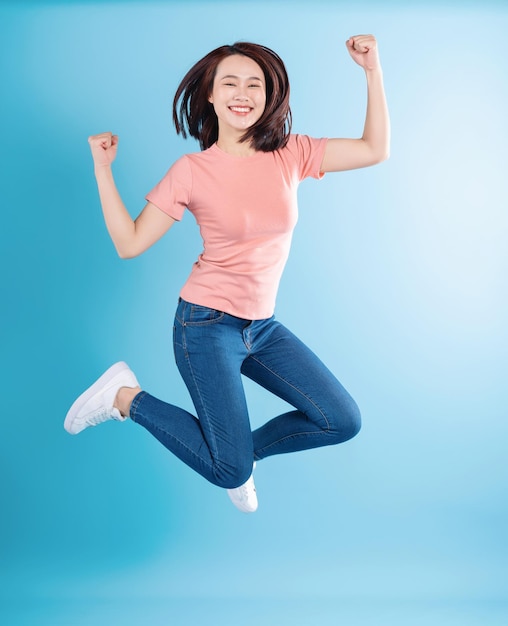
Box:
[233,84,249,100]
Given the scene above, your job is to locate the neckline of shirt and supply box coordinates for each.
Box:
[209,143,267,160]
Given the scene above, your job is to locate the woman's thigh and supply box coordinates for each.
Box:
[173,299,255,481]
[242,320,361,437]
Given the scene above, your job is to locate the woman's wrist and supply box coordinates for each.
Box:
[94,163,114,178]
[364,65,383,78]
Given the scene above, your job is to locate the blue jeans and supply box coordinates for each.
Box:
[130,299,361,489]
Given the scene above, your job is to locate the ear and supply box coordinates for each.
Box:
[208,94,214,103]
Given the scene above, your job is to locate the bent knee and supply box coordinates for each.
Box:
[329,398,361,443]
[345,406,361,440]
[213,460,253,490]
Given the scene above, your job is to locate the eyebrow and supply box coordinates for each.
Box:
[219,74,263,82]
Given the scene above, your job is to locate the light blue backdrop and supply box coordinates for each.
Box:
[1,1,507,624]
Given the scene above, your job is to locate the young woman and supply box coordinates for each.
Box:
[65,35,389,513]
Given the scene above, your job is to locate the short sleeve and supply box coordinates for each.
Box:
[287,134,328,181]
[145,156,192,221]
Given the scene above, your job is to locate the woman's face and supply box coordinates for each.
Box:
[208,54,266,138]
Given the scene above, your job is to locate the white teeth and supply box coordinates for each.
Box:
[230,107,251,113]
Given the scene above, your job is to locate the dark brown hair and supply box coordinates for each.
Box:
[173,42,292,152]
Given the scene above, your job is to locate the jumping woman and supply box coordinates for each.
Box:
[65,35,389,513]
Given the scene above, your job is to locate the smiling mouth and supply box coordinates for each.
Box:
[229,106,252,114]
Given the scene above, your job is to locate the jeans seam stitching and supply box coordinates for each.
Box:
[182,340,219,459]
[256,431,329,456]
[132,393,214,469]
[249,355,332,431]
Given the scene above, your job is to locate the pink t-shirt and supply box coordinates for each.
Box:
[146,134,327,320]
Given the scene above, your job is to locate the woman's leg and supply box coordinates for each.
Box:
[130,300,254,489]
[241,319,361,460]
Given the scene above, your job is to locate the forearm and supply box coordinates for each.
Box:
[362,67,390,161]
[94,165,136,258]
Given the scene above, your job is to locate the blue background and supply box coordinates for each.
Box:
[1,1,507,624]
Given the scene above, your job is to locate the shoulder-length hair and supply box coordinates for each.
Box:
[173,42,292,152]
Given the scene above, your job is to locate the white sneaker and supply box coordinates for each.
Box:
[227,463,258,513]
[64,362,139,435]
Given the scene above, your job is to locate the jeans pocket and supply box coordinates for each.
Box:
[181,302,225,326]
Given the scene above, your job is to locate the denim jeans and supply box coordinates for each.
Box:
[130,299,361,489]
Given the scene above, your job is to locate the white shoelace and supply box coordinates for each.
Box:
[237,478,256,501]
[83,407,118,427]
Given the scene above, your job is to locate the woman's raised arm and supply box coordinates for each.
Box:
[320,34,390,173]
[89,132,175,259]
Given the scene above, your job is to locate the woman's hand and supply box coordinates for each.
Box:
[346,35,381,72]
[88,132,119,168]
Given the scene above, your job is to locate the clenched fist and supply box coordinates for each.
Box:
[88,132,119,168]
[346,35,381,71]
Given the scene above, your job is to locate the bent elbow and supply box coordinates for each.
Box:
[116,245,139,260]
[373,147,390,165]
